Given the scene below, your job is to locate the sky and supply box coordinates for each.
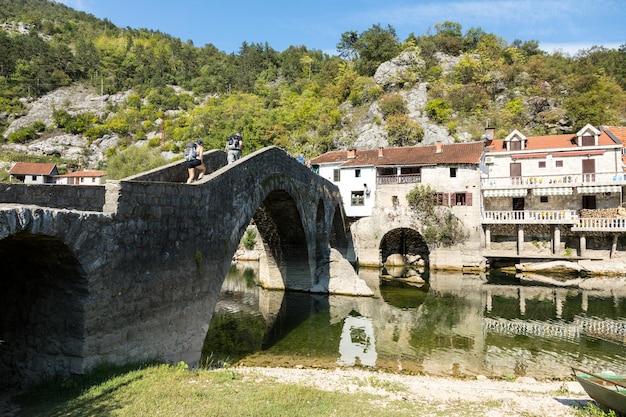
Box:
[56,0,624,56]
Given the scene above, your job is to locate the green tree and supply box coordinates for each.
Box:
[354,24,400,76]
[564,73,626,129]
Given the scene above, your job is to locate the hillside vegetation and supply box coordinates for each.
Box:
[1,0,625,177]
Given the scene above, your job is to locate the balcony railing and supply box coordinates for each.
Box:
[483,210,578,224]
[572,217,626,231]
[483,210,626,231]
[377,173,421,185]
[481,172,626,189]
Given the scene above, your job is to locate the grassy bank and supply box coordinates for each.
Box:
[10,362,614,417]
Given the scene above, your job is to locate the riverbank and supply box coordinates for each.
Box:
[235,366,593,417]
[2,365,597,417]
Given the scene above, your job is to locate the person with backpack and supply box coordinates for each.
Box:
[226,132,243,164]
[184,139,205,183]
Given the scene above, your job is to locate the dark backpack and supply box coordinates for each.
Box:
[183,142,197,161]
[227,135,239,150]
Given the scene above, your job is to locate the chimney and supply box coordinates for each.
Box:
[435,141,442,154]
[378,147,384,158]
[347,149,356,159]
[484,126,495,145]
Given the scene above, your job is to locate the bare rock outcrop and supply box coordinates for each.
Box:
[315,248,373,296]
[3,84,131,138]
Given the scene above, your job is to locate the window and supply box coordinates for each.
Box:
[450,167,457,178]
[555,160,563,167]
[540,196,548,203]
[436,192,472,206]
[538,161,546,168]
[351,191,364,206]
[355,169,361,178]
[581,135,595,146]
[510,141,521,150]
[333,169,340,182]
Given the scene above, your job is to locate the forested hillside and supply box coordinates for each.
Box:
[1,0,625,178]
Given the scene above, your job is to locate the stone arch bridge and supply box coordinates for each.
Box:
[0,147,349,388]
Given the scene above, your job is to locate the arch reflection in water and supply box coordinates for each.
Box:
[202,264,626,379]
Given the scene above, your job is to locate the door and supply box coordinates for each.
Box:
[510,162,522,185]
[582,195,596,209]
[582,159,596,182]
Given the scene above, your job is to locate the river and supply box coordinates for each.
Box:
[201,262,626,379]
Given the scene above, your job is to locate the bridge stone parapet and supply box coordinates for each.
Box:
[0,146,348,389]
[0,183,106,211]
[125,149,228,183]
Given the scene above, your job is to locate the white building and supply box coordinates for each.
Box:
[54,170,107,185]
[311,142,485,268]
[311,142,485,219]
[8,162,58,184]
[481,124,626,256]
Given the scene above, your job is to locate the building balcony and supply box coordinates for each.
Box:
[483,210,626,232]
[377,173,421,185]
[571,217,626,231]
[482,210,578,224]
[481,172,626,190]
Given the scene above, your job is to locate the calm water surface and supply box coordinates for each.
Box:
[202,263,626,379]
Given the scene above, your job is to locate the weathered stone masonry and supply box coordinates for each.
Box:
[0,147,347,388]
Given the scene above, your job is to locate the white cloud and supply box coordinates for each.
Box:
[540,42,623,56]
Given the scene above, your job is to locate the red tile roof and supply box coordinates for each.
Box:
[603,126,626,144]
[311,142,484,167]
[488,131,617,153]
[602,126,626,170]
[56,170,106,178]
[9,162,57,175]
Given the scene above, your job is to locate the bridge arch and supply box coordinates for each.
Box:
[0,231,87,389]
[379,227,430,276]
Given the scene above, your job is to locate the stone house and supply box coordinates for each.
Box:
[8,162,58,184]
[54,170,107,185]
[481,124,626,257]
[311,141,485,268]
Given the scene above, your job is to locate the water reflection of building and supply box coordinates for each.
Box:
[482,283,626,345]
[211,266,626,378]
[337,315,377,367]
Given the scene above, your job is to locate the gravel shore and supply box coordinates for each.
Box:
[235,366,593,417]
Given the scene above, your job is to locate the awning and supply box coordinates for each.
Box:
[533,187,573,196]
[577,185,622,193]
[483,189,528,197]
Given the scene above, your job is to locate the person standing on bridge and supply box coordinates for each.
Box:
[226,132,243,164]
[185,139,205,184]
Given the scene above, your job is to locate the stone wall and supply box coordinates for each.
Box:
[0,183,105,211]
[125,150,228,183]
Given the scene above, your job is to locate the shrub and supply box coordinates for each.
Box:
[385,114,424,146]
[7,126,38,143]
[243,229,257,250]
[379,93,407,118]
[424,98,452,124]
